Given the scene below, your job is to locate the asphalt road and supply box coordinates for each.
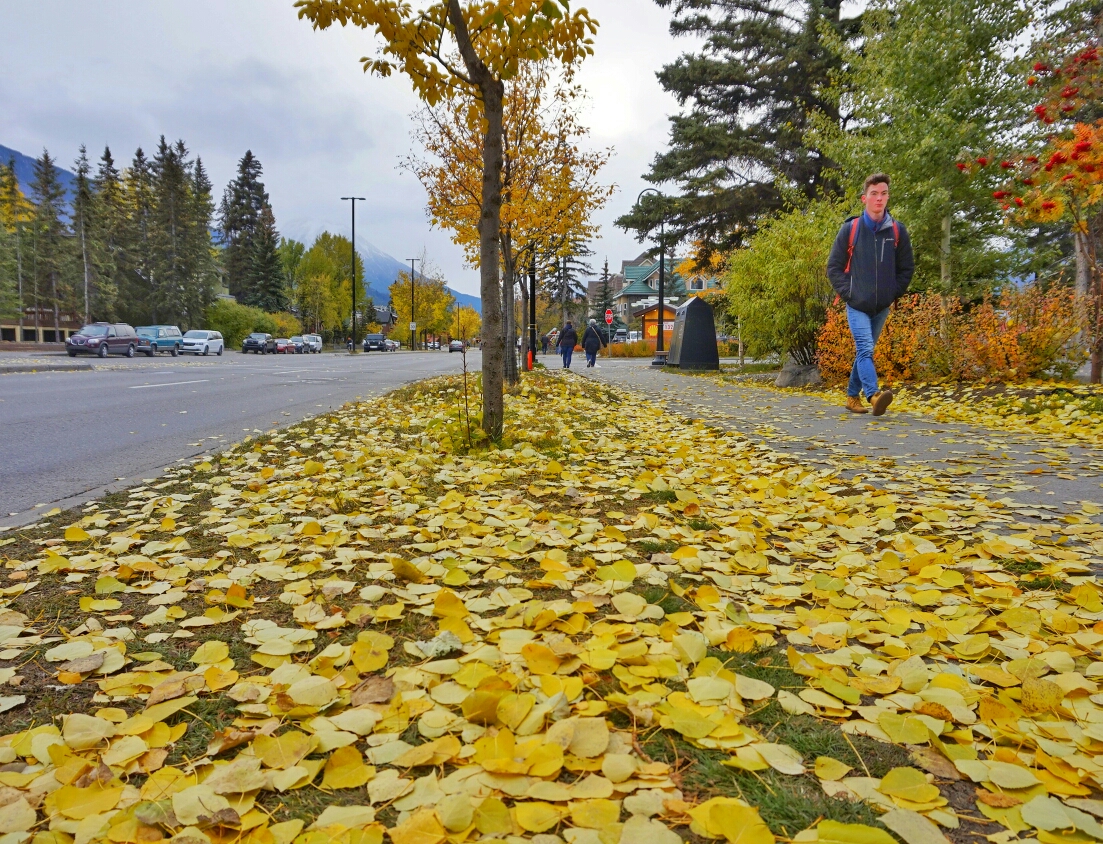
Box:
[0,350,480,527]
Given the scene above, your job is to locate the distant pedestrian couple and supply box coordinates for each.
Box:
[826,172,915,417]
[556,319,607,369]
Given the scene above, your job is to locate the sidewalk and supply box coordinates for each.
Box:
[578,358,1103,531]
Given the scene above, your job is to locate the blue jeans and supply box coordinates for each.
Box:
[585,350,597,367]
[561,347,573,368]
[846,305,890,399]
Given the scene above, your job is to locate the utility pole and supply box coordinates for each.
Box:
[407,257,419,350]
[341,196,366,353]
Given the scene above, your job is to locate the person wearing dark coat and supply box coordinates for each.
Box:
[581,319,607,368]
[541,334,549,355]
[557,322,578,369]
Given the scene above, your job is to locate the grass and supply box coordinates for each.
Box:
[639,647,910,838]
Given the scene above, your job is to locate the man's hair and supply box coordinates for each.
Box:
[863,173,890,193]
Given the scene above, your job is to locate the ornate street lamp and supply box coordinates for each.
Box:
[635,188,667,366]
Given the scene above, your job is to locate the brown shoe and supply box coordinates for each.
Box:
[870,389,893,416]
[845,395,869,414]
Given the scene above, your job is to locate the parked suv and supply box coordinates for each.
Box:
[181,330,224,356]
[242,333,276,354]
[136,325,183,356]
[362,333,387,352]
[66,323,150,358]
[449,339,464,353]
[304,334,323,353]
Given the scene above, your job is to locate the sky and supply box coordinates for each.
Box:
[1,1,702,298]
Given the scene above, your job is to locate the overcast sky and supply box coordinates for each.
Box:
[2,0,702,297]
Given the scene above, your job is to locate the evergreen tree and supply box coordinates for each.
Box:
[247,206,288,312]
[1,160,33,334]
[90,147,124,322]
[589,258,626,341]
[616,0,854,266]
[218,150,269,302]
[183,156,218,328]
[71,145,100,323]
[30,150,70,339]
[120,148,157,325]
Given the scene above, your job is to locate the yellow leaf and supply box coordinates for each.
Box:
[569,717,610,758]
[475,798,513,835]
[47,783,124,820]
[818,821,899,844]
[878,767,940,805]
[815,757,853,781]
[392,558,427,584]
[596,559,637,582]
[521,643,561,675]
[514,801,565,833]
[433,590,468,618]
[322,746,374,790]
[254,731,316,769]
[192,641,229,665]
[390,809,446,844]
[1021,676,1064,713]
[302,460,326,476]
[64,526,91,543]
[570,799,621,829]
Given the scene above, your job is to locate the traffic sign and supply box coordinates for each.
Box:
[605,309,614,325]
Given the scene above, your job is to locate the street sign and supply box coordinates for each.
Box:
[409,322,417,332]
[605,309,613,325]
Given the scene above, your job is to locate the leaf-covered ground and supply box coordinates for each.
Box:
[0,371,1101,844]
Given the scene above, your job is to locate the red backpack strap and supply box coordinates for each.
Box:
[843,218,860,273]
[893,220,899,247]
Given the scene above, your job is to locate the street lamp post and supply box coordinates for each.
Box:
[406,257,419,350]
[529,251,537,370]
[636,188,667,366]
[341,197,366,353]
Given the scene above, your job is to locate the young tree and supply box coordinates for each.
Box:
[406,62,614,382]
[279,237,306,305]
[450,303,481,340]
[296,0,598,439]
[617,0,856,268]
[810,0,1032,294]
[72,146,99,324]
[296,232,361,337]
[30,150,70,340]
[389,262,456,348]
[0,161,32,328]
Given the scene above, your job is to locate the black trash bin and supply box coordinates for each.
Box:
[666,297,720,370]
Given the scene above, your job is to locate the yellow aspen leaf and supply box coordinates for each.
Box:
[392,558,427,584]
[437,794,474,832]
[817,821,899,844]
[254,731,316,769]
[497,693,535,731]
[524,742,564,779]
[1021,676,1064,713]
[462,690,504,724]
[753,743,804,775]
[0,797,35,833]
[308,805,376,831]
[815,757,853,781]
[322,746,374,790]
[47,783,124,820]
[568,718,610,758]
[64,526,91,543]
[433,590,469,618]
[159,517,176,532]
[570,799,621,829]
[521,643,561,675]
[191,641,229,665]
[203,666,239,692]
[475,798,513,835]
[986,761,1041,789]
[302,460,325,476]
[878,768,941,805]
[514,801,566,833]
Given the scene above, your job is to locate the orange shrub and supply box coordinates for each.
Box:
[605,340,655,358]
[816,286,1084,384]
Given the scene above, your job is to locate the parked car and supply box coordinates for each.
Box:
[275,338,293,353]
[304,334,323,353]
[362,333,387,352]
[612,328,628,344]
[448,339,465,353]
[242,333,276,354]
[289,335,306,353]
[181,330,224,356]
[385,338,400,351]
[66,323,150,358]
[137,325,183,356]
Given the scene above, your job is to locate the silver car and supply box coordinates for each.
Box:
[304,334,323,353]
[181,330,224,356]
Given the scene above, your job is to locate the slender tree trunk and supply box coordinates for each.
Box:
[502,233,518,384]
[940,214,951,289]
[80,217,90,324]
[448,0,504,438]
[1075,230,1092,298]
[520,266,530,372]
[52,271,59,341]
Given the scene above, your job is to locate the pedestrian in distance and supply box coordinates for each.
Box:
[826,173,915,416]
[581,318,606,368]
[541,334,549,355]
[557,321,578,369]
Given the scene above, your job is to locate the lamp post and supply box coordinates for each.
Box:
[635,188,667,366]
[341,197,366,353]
[406,257,419,350]
[528,251,538,370]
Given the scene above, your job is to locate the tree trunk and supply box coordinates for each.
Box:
[940,213,951,290]
[519,265,530,373]
[447,0,504,439]
[1075,230,1092,298]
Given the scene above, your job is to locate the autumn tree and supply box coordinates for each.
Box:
[296,0,598,438]
[0,160,33,329]
[405,61,613,382]
[977,6,1103,380]
[450,303,481,341]
[389,261,456,348]
[295,232,361,337]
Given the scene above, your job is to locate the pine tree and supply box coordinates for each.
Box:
[219,150,269,302]
[90,147,124,322]
[588,258,625,341]
[616,0,854,266]
[30,150,70,340]
[248,206,288,312]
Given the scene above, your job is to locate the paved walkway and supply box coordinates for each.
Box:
[576,359,1103,537]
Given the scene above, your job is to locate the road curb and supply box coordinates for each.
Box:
[0,362,96,374]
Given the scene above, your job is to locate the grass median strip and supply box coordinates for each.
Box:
[0,371,1100,844]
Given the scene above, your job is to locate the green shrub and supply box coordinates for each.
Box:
[205,300,302,348]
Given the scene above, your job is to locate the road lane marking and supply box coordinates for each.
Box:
[129,379,210,389]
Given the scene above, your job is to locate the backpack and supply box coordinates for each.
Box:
[843,217,900,273]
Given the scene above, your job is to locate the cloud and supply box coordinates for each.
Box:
[2,0,699,296]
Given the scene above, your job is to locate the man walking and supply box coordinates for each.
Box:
[581,319,606,368]
[557,321,578,369]
[826,173,914,416]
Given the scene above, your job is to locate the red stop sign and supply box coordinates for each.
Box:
[605,309,614,324]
